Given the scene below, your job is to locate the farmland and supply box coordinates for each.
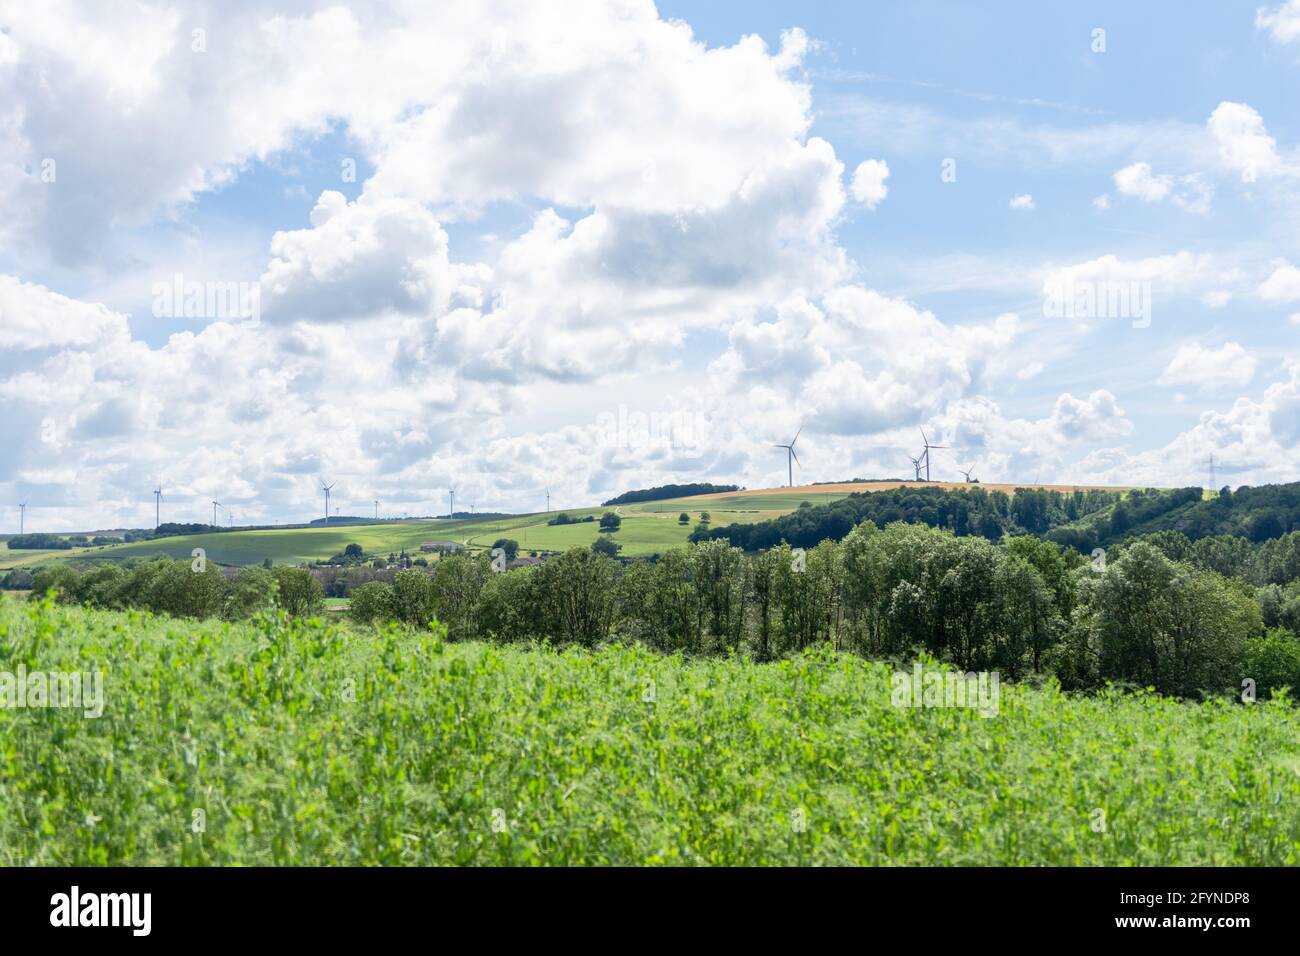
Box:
[1,595,1296,866]
[4,481,1140,570]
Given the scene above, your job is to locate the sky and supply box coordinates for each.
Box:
[1,0,1299,530]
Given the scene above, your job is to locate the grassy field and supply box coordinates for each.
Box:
[3,481,1143,570]
[5,487,854,569]
[1,596,1296,865]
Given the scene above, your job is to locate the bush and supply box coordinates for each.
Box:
[223,567,276,620]
[350,581,396,625]
[272,566,324,617]
[391,569,435,627]
[30,565,82,601]
[1245,628,1300,701]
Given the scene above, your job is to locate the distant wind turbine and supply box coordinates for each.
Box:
[374,499,380,520]
[320,479,336,525]
[546,488,550,513]
[153,486,162,530]
[18,501,27,535]
[909,455,923,482]
[920,429,947,482]
[211,500,221,526]
[773,426,802,488]
[448,487,456,520]
[961,464,977,483]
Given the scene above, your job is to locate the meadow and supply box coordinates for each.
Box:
[2,594,1296,866]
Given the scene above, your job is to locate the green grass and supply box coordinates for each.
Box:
[1,596,1296,865]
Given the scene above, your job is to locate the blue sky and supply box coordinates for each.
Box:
[1,1,1299,528]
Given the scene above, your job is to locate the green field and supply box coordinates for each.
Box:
[1,596,1296,865]
[5,488,838,570]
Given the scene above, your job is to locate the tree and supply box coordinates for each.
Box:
[343,543,364,560]
[678,512,690,525]
[534,548,617,647]
[1244,628,1300,701]
[591,537,622,557]
[391,569,435,627]
[492,538,520,561]
[350,581,395,624]
[599,512,622,532]
[272,566,325,618]
[223,567,275,620]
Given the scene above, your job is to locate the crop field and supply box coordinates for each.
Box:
[2,596,1296,866]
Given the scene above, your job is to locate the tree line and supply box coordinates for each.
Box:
[17,520,1300,705]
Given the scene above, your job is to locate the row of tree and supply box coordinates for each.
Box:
[27,560,324,620]
[349,524,1297,701]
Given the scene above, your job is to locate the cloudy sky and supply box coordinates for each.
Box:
[2,0,1299,530]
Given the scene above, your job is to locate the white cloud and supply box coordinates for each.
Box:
[1112,161,1213,212]
[1114,162,1171,201]
[1158,342,1257,390]
[850,158,889,208]
[0,275,129,349]
[1256,1,1300,44]
[1258,259,1300,301]
[1092,194,1110,210]
[1207,101,1288,181]
[1009,193,1035,210]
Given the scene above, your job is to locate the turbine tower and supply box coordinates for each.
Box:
[448,487,456,519]
[773,426,802,488]
[374,499,380,520]
[961,464,976,483]
[546,488,550,513]
[153,486,162,529]
[320,479,336,525]
[211,500,221,526]
[920,429,947,482]
[909,456,922,482]
[18,501,26,535]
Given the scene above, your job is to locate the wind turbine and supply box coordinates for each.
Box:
[773,426,802,488]
[920,429,947,482]
[320,479,336,525]
[961,464,977,483]
[18,501,26,535]
[448,487,456,519]
[211,500,221,526]
[374,499,380,520]
[546,488,550,513]
[153,486,162,529]
[909,456,923,482]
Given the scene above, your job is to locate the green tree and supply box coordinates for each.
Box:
[599,512,622,533]
[492,538,520,561]
[350,581,396,625]
[272,566,325,618]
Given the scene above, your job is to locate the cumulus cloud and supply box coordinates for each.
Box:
[1009,193,1035,210]
[1256,1,1300,44]
[1112,162,1213,212]
[1207,102,1289,181]
[1158,342,1258,390]
[1258,259,1300,301]
[850,158,889,208]
[0,275,129,349]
